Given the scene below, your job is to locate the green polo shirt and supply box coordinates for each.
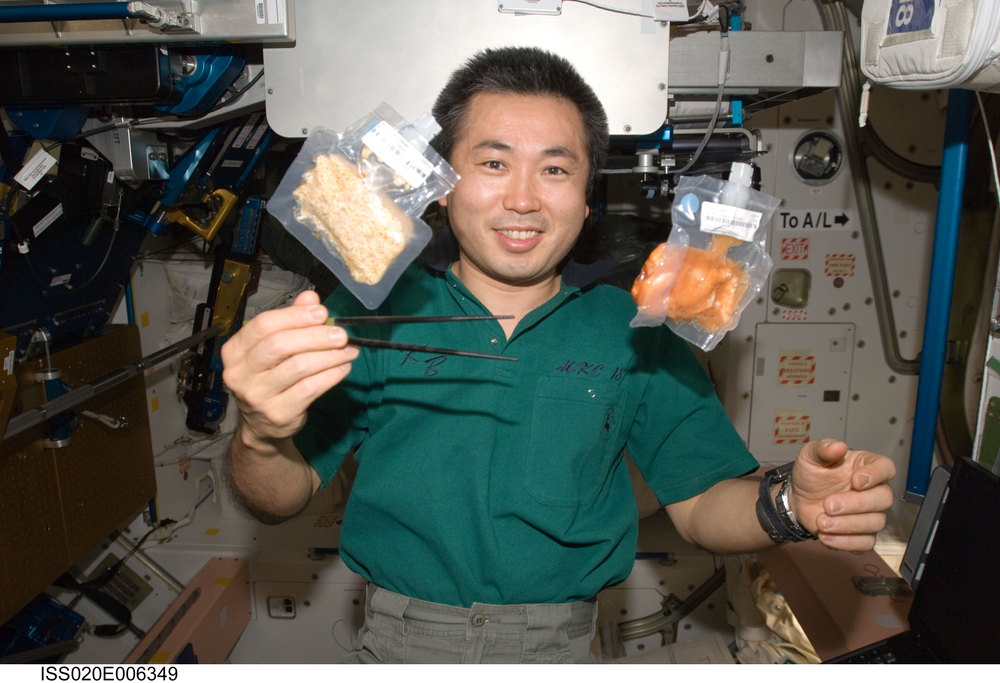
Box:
[294,263,758,608]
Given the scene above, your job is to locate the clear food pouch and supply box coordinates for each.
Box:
[630,164,781,351]
[267,103,460,309]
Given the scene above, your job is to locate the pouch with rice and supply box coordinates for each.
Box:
[267,103,459,309]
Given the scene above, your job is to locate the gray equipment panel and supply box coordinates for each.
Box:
[0,0,294,45]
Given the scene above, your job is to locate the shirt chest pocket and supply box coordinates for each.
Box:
[523,376,628,507]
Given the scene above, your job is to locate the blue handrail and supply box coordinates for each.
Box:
[0,2,132,23]
[905,88,973,502]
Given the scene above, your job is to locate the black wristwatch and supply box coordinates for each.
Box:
[755,462,818,543]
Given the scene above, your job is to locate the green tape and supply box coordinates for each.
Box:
[978,396,1000,472]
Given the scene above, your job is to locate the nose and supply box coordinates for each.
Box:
[501,168,541,214]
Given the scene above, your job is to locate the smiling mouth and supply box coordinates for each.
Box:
[496,229,540,240]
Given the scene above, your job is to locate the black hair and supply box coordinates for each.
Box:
[431,46,609,194]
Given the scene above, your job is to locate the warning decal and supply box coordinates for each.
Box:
[781,309,808,322]
[774,410,811,444]
[781,238,809,260]
[778,350,815,385]
[825,254,855,276]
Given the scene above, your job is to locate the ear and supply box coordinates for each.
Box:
[584,204,590,220]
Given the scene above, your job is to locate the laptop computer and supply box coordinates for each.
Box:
[828,456,1000,664]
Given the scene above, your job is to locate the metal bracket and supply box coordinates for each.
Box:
[81,410,130,431]
[618,565,727,641]
[307,547,339,561]
[851,576,913,598]
[127,2,201,34]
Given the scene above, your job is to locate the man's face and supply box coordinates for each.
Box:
[440,92,591,287]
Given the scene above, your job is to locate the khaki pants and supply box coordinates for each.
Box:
[342,584,599,664]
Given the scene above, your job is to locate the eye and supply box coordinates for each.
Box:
[484,160,505,171]
[544,166,567,176]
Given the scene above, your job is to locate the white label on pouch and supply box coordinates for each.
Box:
[362,121,433,188]
[700,202,762,241]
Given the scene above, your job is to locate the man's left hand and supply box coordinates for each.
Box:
[789,440,896,551]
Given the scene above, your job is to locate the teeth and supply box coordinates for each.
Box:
[498,229,539,240]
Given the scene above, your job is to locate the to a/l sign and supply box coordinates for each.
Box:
[776,209,852,231]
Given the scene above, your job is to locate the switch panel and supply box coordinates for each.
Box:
[268,596,296,619]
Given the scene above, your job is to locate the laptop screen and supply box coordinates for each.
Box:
[905,457,1000,664]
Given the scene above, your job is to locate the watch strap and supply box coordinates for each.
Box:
[756,463,814,543]
[776,477,818,540]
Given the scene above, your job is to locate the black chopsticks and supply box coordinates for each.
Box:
[345,338,516,361]
[326,315,517,362]
[327,315,513,326]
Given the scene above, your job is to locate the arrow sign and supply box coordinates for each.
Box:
[776,209,853,231]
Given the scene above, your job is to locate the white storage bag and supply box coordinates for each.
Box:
[860,0,1000,91]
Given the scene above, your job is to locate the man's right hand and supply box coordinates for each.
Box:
[221,289,359,446]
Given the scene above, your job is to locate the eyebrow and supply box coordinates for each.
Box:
[471,139,581,162]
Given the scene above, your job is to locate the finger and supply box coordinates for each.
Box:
[271,360,356,415]
[816,511,887,536]
[253,344,359,399]
[824,483,895,516]
[816,532,878,552]
[237,323,349,377]
[798,439,849,469]
[231,344,359,407]
[223,302,329,358]
[292,290,321,307]
[242,359,357,436]
[850,452,897,491]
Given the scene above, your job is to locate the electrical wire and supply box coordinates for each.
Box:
[669,84,725,175]
[150,477,214,543]
[41,329,52,371]
[669,13,730,175]
[37,67,261,154]
[38,519,175,643]
[332,619,362,654]
[71,188,123,292]
[156,430,234,466]
[976,91,1000,203]
[204,68,265,115]
[42,118,153,154]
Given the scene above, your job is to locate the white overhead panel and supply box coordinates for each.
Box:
[263,0,672,138]
[263,1,843,139]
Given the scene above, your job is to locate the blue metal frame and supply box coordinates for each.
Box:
[905,88,973,502]
[0,2,131,22]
